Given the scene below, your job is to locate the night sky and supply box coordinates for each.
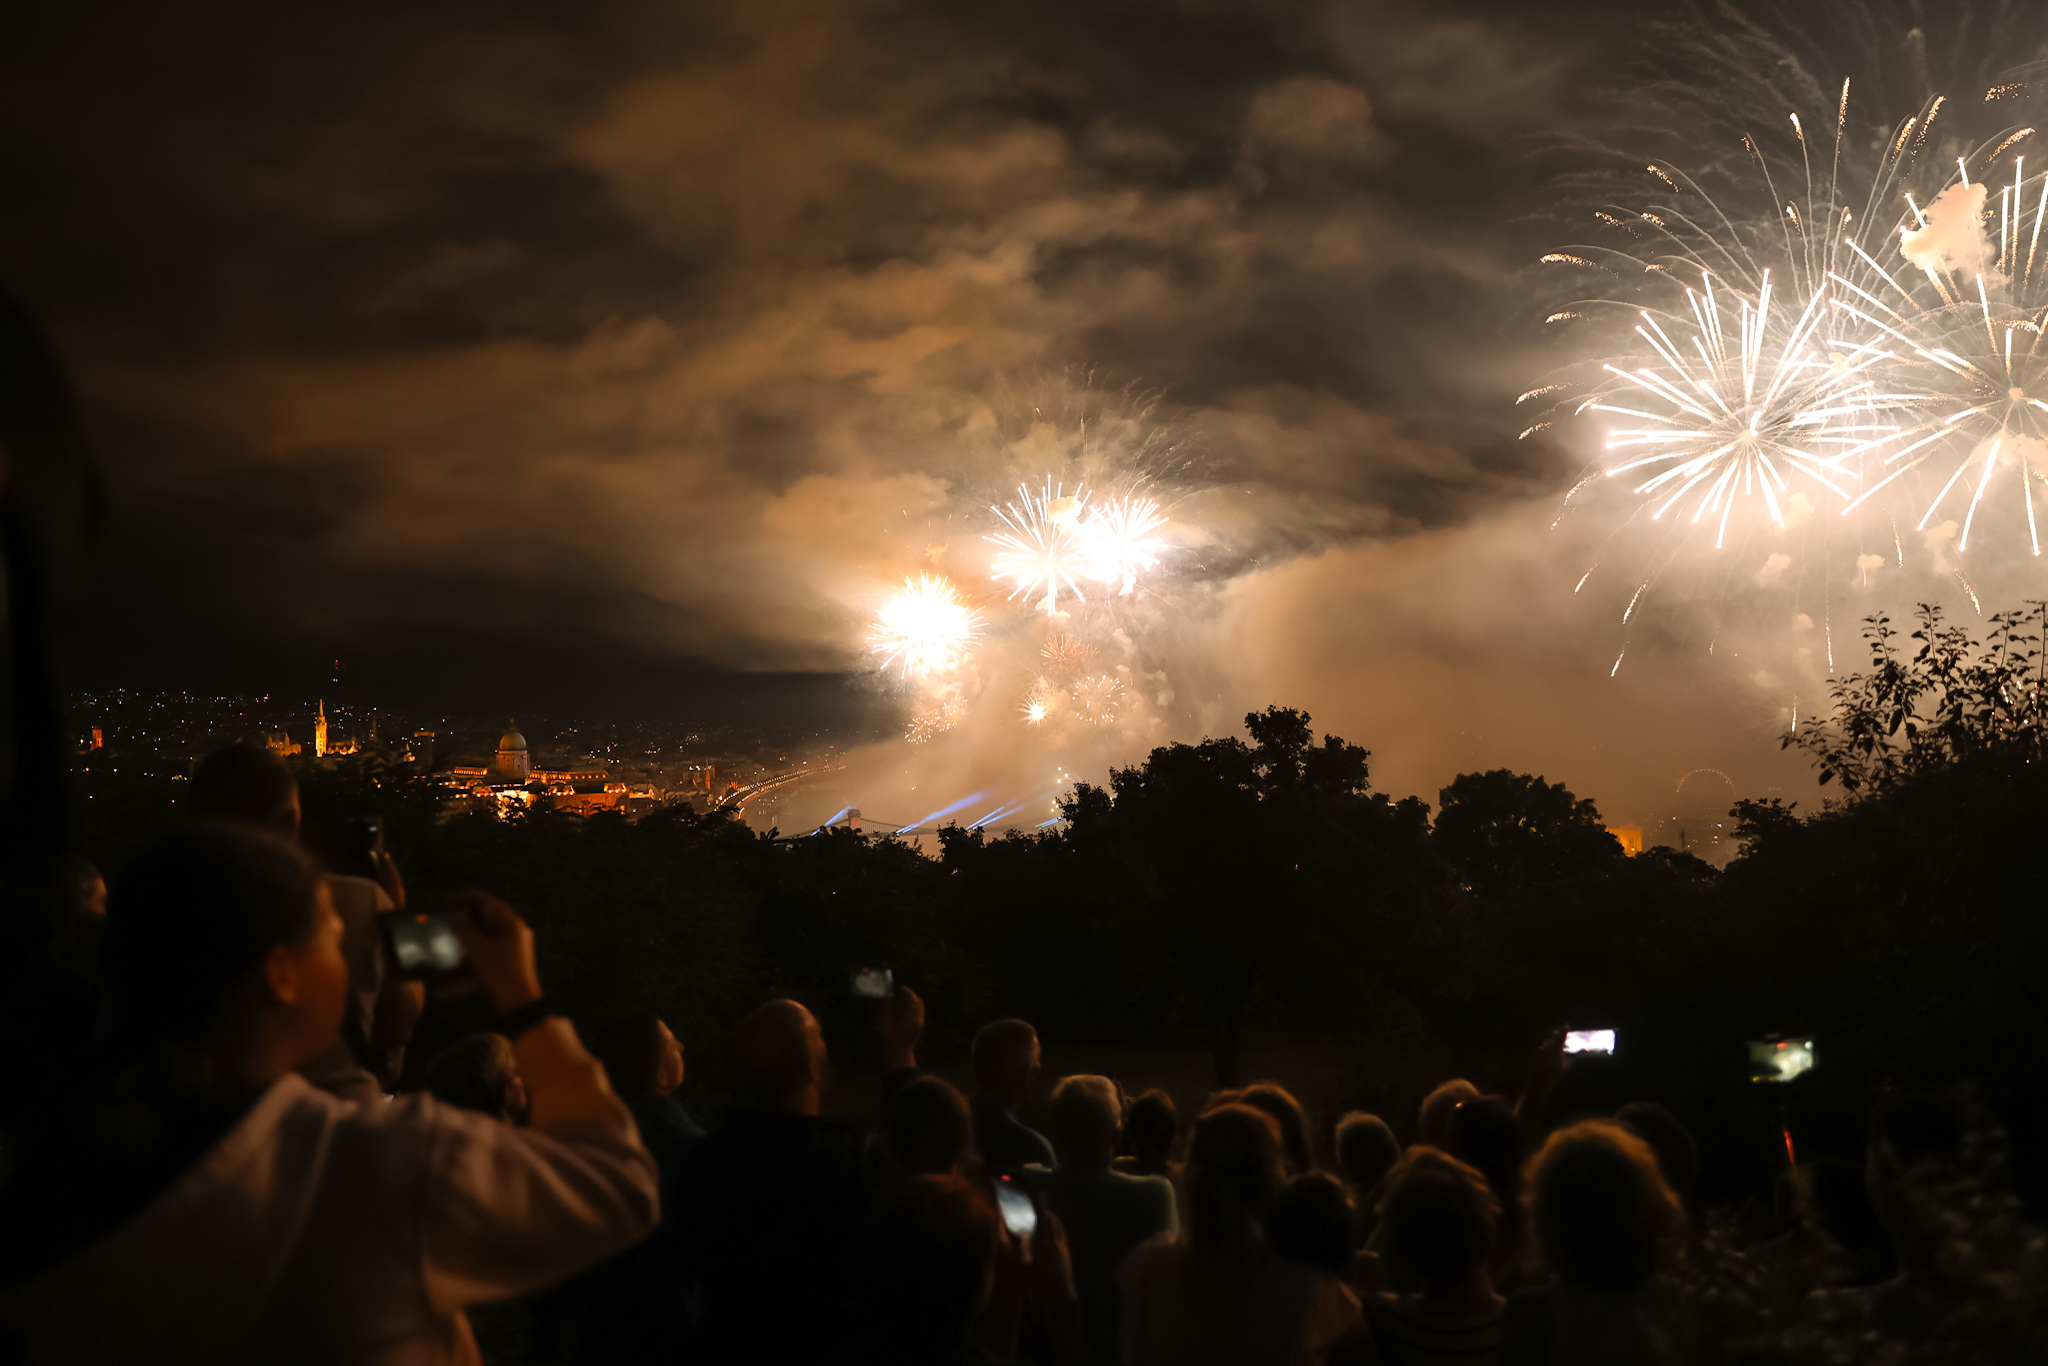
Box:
[9,1,2048,824]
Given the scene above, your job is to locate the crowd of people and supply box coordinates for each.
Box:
[0,743,2028,1365]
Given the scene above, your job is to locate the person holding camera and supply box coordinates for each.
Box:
[0,823,658,1363]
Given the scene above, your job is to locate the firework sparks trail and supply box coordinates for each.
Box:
[870,573,983,679]
[1829,141,2048,555]
[1039,631,1089,675]
[988,479,1093,615]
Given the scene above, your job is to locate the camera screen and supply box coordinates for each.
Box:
[850,967,894,1000]
[994,1179,1037,1239]
[1749,1038,1816,1083]
[1564,1029,1617,1055]
[384,911,465,975]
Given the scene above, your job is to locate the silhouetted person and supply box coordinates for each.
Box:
[1614,1102,1698,1211]
[1446,1095,1529,1286]
[1334,1112,1400,1244]
[1237,1081,1315,1176]
[426,1033,527,1123]
[1808,1156,1894,1286]
[1119,1103,1367,1365]
[1270,1172,1356,1277]
[1118,1088,1178,1179]
[672,999,871,1363]
[549,1014,701,1365]
[1043,1075,1176,1365]
[1500,1120,1690,1366]
[190,742,413,1103]
[1418,1079,1480,1148]
[1851,1089,1974,1342]
[0,825,656,1359]
[1368,1147,1505,1366]
[972,1018,1055,1175]
[885,1074,976,1177]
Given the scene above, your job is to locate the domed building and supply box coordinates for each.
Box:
[495,722,532,782]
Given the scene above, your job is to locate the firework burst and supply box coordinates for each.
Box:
[870,574,983,679]
[1039,631,1090,676]
[1071,672,1129,725]
[1076,494,1169,593]
[988,480,1092,615]
[1585,268,1896,547]
[1834,152,2048,554]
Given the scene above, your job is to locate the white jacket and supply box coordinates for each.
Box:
[2,1018,658,1365]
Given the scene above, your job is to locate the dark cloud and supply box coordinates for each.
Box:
[12,0,1977,823]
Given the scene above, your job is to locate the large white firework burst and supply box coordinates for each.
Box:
[988,480,1092,616]
[869,573,983,680]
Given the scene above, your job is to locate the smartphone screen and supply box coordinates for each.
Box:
[1564,1029,1617,1055]
[850,967,895,1000]
[380,909,465,977]
[994,1178,1037,1240]
[1749,1038,1816,1083]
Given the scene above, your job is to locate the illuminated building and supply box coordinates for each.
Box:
[90,728,104,750]
[495,722,531,781]
[443,721,621,815]
[1605,824,1644,856]
[264,732,303,759]
[314,699,328,758]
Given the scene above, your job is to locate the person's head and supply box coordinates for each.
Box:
[104,825,344,1079]
[1377,1146,1500,1298]
[592,1013,684,1103]
[1865,1089,1966,1266]
[188,743,301,840]
[731,999,828,1114]
[1419,1079,1480,1148]
[1526,1120,1685,1292]
[1127,1089,1179,1169]
[1237,1081,1314,1175]
[1334,1111,1401,1194]
[1445,1094,1524,1217]
[885,1075,975,1176]
[427,1033,525,1122]
[54,853,106,918]
[870,1174,1005,1349]
[1269,1172,1355,1276]
[1186,1103,1285,1264]
[1615,1102,1699,1205]
[1051,1074,1123,1168]
[970,1018,1041,1106]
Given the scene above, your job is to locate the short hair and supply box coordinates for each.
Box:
[1334,1111,1401,1191]
[869,1175,1003,1345]
[730,999,819,1107]
[1377,1146,1500,1293]
[1269,1172,1355,1275]
[1526,1120,1684,1292]
[1051,1074,1122,1160]
[971,1018,1038,1089]
[1235,1082,1313,1174]
[1126,1089,1178,1164]
[592,1013,668,1102]
[885,1076,974,1176]
[1419,1079,1480,1147]
[104,824,323,1045]
[428,1034,519,1119]
[188,743,298,826]
[1616,1102,1699,1200]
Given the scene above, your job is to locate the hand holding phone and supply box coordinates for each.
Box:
[448,891,542,1013]
[994,1177,1037,1262]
